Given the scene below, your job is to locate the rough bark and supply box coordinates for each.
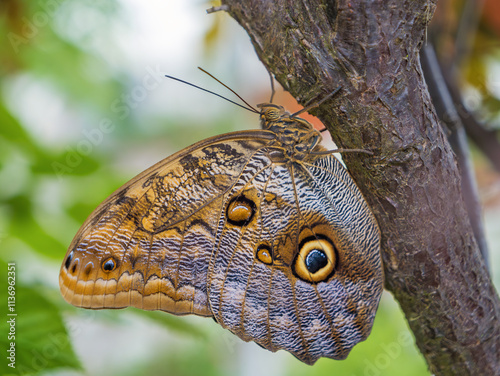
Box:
[420,44,489,269]
[220,0,500,374]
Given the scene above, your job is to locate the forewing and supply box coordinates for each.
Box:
[59,132,273,316]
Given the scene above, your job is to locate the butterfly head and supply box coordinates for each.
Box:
[257,103,323,157]
[257,103,288,122]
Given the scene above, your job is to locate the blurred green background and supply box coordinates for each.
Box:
[0,1,499,375]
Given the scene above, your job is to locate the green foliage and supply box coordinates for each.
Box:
[0,260,81,376]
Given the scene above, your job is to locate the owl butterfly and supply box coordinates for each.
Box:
[59,78,383,365]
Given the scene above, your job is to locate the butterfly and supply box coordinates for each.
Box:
[59,90,383,365]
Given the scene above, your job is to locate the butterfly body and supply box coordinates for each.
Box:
[60,103,383,364]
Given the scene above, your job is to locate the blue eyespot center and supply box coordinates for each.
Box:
[102,258,116,272]
[305,249,328,273]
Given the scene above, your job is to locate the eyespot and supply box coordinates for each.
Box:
[64,250,74,269]
[83,261,94,276]
[70,260,79,275]
[102,257,118,272]
[226,196,256,226]
[294,237,337,283]
[256,244,273,265]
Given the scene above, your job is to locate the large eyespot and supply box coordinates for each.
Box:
[256,244,273,265]
[226,196,256,226]
[294,237,337,283]
[102,257,118,272]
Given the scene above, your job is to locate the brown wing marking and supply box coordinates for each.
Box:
[60,132,276,317]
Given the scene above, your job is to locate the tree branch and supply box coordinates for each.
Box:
[440,57,500,173]
[420,44,489,268]
[221,0,500,374]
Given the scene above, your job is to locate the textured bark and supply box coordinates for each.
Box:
[220,0,500,374]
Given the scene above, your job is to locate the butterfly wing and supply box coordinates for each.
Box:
[207,149,383,364]
[59,131,275,316]
[60,124,383,364]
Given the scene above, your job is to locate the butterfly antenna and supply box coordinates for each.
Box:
[291,86,342,117]
[164,74,259,114]
[268,72,275,103]
[197,67,259,113]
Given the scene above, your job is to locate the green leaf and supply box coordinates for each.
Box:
[6,195,67,260]
[0,260,81,376]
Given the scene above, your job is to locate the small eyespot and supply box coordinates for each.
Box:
[70,260,78,274]
[83,261,94,276]
[256,245,273,265]
[102,257,117,272]
[226,196,256,226]
[64,251,74,270]
[294,237,337,283]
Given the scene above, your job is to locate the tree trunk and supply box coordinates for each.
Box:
[220,0,500,374]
